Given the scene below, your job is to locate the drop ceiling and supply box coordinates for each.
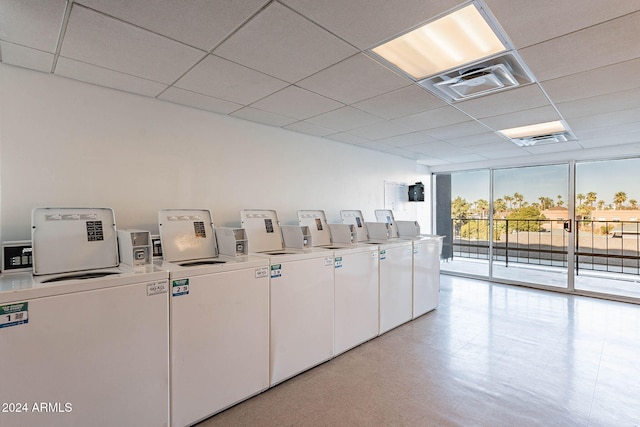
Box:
[1,0,639,168]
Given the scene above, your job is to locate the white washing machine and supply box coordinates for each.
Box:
[341,210,413,335]
[375,210,444,318]
[241,209,334,386]
[298,210,379,356]
[0,207,169,427]
[157,209,270,427]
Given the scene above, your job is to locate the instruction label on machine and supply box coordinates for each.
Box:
[255,266,269,279]
[334,256,343,268]
[0,302,29,329]
[172,279,190,297]
[147,281,169,296]
[324,257,334,266]
[270,264,282,278]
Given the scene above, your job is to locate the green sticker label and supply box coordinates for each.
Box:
[334,256,343,268]
[271,264,282,278]
[0,302,29,328]
[172,278,190,297]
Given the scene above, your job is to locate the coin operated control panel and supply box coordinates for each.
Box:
[118,229,152,267]
[215,227,249,257]
[281,225,312,250]
[1,241,33,272]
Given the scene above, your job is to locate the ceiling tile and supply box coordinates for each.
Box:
[481,148,528,159]
[348,121,413,140]
[446,132,508,147]
[378,132,438,148]
[455,84,551,119]
[422,121,491,140]
[352,85,446,119]
[77,0,269,51]
[486,0,639,48]
[578,130,640,149]
[324,132,371,145]
[384,148,423,160]
[305,106,381,132]
[417,158,453,166]
[357,141,396,152]
[250,86,343,120]
[55,57,167,97]
[567,107,640,132]
[280,0,461,49]
[480,106,561,131]
[230,107,297,127]
[392,106,470,131]
[158,87,242,115]
[0,0,66,52]
[60,5,204,84]
[283,121,337,137]
[541,58,640,104]
[522,141,583,154]
[437,153,488,163]
[574,122,640,141]
[557,87,640,120]
[297,53,409,104]
[174,55,288,105]
[405,141,459,156]
[520,11,640,82]
[213,2,357,83]
[0,42,54,72]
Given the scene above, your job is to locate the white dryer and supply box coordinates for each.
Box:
[157,209,270,427]
[375,209,444,318]
[341,210,413,335]
[241,209,334,386]
[0,207,169,427]
[298,210,379,356]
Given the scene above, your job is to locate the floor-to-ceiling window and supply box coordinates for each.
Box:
[492,164,570,289]
[436,169,490,277]
[575,158,640,299]
[435,158,640,303]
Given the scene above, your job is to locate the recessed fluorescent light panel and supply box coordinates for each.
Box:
[370,2,507,80]
[499,121,575,147]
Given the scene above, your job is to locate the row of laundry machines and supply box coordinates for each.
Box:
[0,207,443,427]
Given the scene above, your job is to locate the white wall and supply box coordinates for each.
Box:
[0,64,430,242]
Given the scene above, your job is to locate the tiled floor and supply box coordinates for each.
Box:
[197,275,640,426]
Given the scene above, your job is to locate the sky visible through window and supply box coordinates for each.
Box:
[450,158,640,207]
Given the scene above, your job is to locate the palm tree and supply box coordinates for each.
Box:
[587,192,597,209]
[630,199,638,210]
[597,200,606,210]
[494,199,507,215]
[577,193,585,206]
[504,195,514,211]
[556,195,564,207]
[476,199,489,218]
[513,192,524,209]
[613,191,627,210]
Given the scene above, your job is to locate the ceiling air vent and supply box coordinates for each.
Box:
[511,131,574,147]
[418,52,534,102]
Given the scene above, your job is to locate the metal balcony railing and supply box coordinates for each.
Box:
[449,218,640,275]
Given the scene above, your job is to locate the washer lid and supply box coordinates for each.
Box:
[240,209,284,253]
[340,210,368,242]
[31,207,119,275]
[158,209,218,263]
[375,209,399,238]
[297,210,331,247]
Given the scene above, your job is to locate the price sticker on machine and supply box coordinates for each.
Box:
[0,302,29,329]
[172,279,190,297]
[380,249,387,260]
[334,256,343,268]
[270,264,282,278]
